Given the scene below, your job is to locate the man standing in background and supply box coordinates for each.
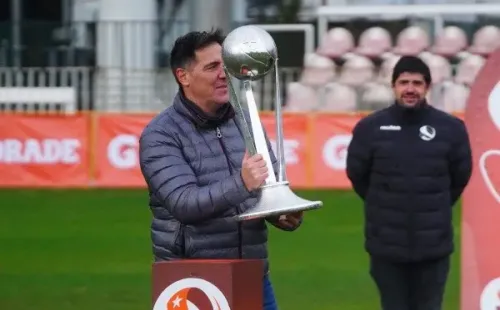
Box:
[346,56,472,310]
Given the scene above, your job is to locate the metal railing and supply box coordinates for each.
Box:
[0,6,496,113]
[0,66,302,113]
[0,19,306,112]
[0,67,92,112]
[315,3,500,42]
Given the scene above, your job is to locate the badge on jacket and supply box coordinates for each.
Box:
[419,125,436,141]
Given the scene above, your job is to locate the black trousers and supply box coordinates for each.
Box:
[369,255,450,310]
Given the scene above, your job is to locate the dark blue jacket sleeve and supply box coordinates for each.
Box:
[139,127,253,224]
[346,119,373,200]
[449,120,473,206]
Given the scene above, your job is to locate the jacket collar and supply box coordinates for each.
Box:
[173,89,235,129]
[389,99,432,123]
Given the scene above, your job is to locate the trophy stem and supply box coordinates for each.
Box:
[273,59,287,183]
[225,68,257,156]
[242,80,277,184]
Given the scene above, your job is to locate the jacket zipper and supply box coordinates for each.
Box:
[406,135,415,261]
[216,127,243,259]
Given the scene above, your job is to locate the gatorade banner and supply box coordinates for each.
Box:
[0,114,89,187]
[0,111,465,189]
[461,49,500,310]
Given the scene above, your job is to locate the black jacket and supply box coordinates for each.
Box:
[346,102,472,262]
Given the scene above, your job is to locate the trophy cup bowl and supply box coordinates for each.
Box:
[222,25,278,81]
[221,25,323,221]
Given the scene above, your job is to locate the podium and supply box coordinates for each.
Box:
[152,259,264,310]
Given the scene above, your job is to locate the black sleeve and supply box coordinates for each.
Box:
[449,120,473,206]
[346,119,373,200]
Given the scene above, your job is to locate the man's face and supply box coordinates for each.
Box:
[392,72,429,108]
[178,43,229,106]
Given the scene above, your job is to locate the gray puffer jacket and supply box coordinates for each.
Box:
[139,92,287,273]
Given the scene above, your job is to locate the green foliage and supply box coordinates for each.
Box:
[248,0,302,24]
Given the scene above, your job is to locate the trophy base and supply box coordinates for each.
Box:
[235,181,323,221]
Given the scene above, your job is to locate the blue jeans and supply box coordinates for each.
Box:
[263,273,278,310]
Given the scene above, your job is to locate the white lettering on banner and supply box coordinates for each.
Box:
[479,149,500,205]
[479,83,500,204]
[480,277,500,309]
[108,134,138,169]
[487,81,500,130]
[0,138,80,164]
[269,139,300,165]
[322,135,352,170]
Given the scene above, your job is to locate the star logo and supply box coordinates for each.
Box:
[153,278,230,310]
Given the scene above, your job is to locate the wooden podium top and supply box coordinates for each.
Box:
[152,259,263,310]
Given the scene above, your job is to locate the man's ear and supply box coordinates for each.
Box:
[175,68,189,87]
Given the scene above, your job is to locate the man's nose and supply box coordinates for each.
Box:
[218,67,226,79]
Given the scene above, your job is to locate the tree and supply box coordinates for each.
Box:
[247,0,302,24]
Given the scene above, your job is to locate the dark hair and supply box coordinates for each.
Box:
[169,28,225,83]
[391,55,431,86]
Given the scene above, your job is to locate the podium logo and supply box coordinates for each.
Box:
[153,278,230,310]
[480,277,500,309]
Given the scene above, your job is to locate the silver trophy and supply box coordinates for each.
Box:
[222,25,323,221]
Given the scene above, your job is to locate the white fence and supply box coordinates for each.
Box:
[0,67,92,113]
[0,87,77,114]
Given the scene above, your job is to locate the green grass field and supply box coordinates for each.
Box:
[0,189,462,310]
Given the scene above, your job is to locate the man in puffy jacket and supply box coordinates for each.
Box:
[346,56,472,310]
[139,29,303,310]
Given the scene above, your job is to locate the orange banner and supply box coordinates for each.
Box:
[0,111,467,190]
[92,113,366,189]
[94,114,153,187]
[0,114,89,187]
[261,113,312,188]
[310,114,360,189]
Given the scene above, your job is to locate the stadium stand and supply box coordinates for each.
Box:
[316,27,356,59]
[1,2,499,114]
[353,26,392,59]
[285,24,498,113]
[430,26,468,58]
[300,53,337,87]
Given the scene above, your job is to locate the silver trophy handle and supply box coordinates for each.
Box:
[273,58,287,183]
[225,67,257,156]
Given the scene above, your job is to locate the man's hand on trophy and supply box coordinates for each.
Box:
[241,151,268,191]
[277,211,303,229]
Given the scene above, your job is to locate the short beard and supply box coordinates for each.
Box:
[398,98,424,109]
